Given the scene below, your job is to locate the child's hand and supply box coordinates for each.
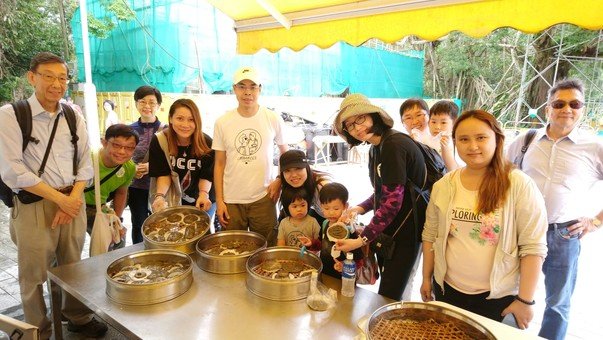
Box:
[333,259,343,273]
[297,236,312,247]
[339,208,358,224]
[440,132,453,151]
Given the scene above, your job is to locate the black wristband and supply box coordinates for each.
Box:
[514,295,535,305]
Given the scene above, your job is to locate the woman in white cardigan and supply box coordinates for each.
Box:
[421,109,547,330]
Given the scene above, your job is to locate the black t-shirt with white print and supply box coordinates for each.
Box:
[148,133,215,205]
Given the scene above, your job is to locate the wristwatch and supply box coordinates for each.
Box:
[592,217,602,229]
[361,236,369,246]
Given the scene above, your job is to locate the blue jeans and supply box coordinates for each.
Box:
[539,228,581,340]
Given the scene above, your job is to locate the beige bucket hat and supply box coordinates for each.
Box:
[333,93,394,143]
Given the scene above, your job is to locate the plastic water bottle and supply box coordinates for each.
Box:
[341,252,356,297]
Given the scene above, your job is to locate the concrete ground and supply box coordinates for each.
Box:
[1,162,602,339]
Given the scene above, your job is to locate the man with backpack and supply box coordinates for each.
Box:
[507,79,603,340]
[0,52,107,338]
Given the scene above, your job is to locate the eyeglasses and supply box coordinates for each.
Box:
[343,114,367,132]
[550,100,584,110]
[234,84,260,91]
[108,141,136,152]
[36,72,70,84]
[402,112,426,122]
[136,100,159,108]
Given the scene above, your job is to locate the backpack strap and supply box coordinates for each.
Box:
[60,103,79,176]
[10,100,36,151]
[515,129,537,170]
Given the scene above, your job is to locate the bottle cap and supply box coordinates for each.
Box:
[346,252,353,260]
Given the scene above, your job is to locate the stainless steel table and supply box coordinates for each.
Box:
[48,244,391,339]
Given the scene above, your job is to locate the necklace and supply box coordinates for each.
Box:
[180,144,191,157]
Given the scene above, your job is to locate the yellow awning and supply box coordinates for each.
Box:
[207,0,603,54]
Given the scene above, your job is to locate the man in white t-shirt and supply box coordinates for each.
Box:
[213,67,287,238]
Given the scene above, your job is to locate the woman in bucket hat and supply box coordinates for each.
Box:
[334,93,427,300]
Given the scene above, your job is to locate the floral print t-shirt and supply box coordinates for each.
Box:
[444,174,501,294]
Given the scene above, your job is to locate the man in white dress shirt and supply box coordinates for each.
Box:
[507,78,603,340]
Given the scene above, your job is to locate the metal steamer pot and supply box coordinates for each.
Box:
[105,249,193,305]
[196,230,267,274]
[142,206,210,254]
[245,247,323,301]
[366,302,496,340]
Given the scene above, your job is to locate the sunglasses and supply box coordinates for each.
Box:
[550,100,584,110]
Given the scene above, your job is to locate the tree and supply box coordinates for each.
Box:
[399,25,601,125]
[0,0,78,104]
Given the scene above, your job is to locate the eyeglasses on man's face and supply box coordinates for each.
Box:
[108,141,136,152]
[234,84,260,91]
[35,72,70,84]
[136,100,159,108]
[343,114,367,132]
[550,100,584,110]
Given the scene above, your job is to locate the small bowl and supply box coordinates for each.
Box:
[326,222,350,241]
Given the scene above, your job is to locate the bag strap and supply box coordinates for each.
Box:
[84,164,123,193]
[379,129,428,200]
[409,179,421,254]
[37,115,61,177]
[60,103,79,176]
[92,151,102,211]
[515,129,537,170]
[156,131,173,171]
[11,100,36,151]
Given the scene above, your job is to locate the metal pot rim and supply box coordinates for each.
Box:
[246,246,323,282]
[105,249,193,287]
[196,230,267,259]
[365,301,496,340]
[142,206,210,246]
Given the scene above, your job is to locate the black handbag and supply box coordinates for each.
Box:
[370,233,396,260]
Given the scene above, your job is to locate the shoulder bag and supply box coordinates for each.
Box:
[148,131,182,209]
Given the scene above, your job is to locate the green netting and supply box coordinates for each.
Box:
[71,0,423,98]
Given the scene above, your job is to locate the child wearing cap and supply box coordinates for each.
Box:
[212,66,287,239]
[277,150,331,225]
